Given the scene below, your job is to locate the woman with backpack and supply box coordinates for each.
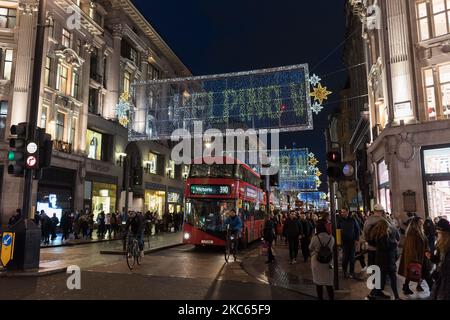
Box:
[309,219,335,300]
[398,216,430,295]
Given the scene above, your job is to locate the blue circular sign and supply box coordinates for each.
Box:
[2,234,12,247]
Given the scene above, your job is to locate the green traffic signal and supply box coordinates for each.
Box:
[8,151,15,161]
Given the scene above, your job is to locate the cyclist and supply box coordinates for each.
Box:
[224,209,243,253]
[124,211,145,257]
[224,209,243,234]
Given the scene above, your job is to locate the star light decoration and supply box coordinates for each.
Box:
[309,74,322,87]
[310,83,332,105]
[309,74,332,115]
[116,92,132,127]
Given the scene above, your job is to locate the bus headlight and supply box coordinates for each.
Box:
[184,233,191,240]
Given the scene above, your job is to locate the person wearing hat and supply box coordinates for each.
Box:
[363,204,395,299]
[428,219,450,300]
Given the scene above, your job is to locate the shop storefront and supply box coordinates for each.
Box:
[377,160,391,213]
[37,167,76,222]
[168,189,183,214]
[84,180,117,221]
[145,183,166,218]
[422,145,450,220]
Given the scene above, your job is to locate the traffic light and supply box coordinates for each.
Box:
[8,123,29,176]
[36,128,52,170]
[326,150,343,181]
[326,150,355,182]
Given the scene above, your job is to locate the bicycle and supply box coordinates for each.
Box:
[224,224,239,263]
[125,232,141,270]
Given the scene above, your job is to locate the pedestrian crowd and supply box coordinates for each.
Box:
[6,208,184,245]
[262,205,450,300]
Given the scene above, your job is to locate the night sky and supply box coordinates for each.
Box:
[131,0,347,192]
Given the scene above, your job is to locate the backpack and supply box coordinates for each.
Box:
[316,235,333,264]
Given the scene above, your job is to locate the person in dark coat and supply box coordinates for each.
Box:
[8,209,23,227]
[263,215,276,263]
[33,211,41,226]
[40,211,51,244]
[337,208,360,278]
[430,219,450,300]
[97,211,106,239]
[60,212,70,241]
[424,217,436,253]
[370,218,401,300]
[300,212,312,262]
[283,211,303,264]
[50,213,59,240]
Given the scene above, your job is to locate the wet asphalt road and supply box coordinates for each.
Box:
[0,245,312,300]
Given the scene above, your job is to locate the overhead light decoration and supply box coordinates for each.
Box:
[116,92,132,127]
[308,74,332,115]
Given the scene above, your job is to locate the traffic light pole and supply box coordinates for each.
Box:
[329,178,339,290]
[23,0,46,218]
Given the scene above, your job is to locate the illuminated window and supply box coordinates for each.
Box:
[0,8,16,28]
[48,18,54,39]
[45,57,52,87]
[123,71,131,95]
[424,64,450,120]
[62,28,72,48]
[72,71,79,99]
[56,112,65,141]
[71,118,77,146]
[418,2,430,40]
[168,160,175,179]
[40,106,47,129]
[145,152,157,174]
[2,49,13,80]
[56,63,69,93]
[0,101,7,140]
[417,0,450,40]
[377,160,391,213]
[86,129,103,160]
[424,69,437,120]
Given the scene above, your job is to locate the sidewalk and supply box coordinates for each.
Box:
[1,232,183,277]
[99,231,183,255]
[40,231,181,248]
[241,242,432,300]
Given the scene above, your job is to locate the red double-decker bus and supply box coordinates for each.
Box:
[183,157,267,247]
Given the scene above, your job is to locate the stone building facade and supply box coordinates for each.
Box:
[349,0,450,220]
[0,0,191,223]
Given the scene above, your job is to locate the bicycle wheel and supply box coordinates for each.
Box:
[126,243,136,270]
[224,240,231,263]
[231,240,237,261]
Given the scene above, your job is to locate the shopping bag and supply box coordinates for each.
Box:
[260,241,269,256]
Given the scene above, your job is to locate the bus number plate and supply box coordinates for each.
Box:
[201,240,214,244]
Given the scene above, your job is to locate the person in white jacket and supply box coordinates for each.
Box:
[309,218,335,300]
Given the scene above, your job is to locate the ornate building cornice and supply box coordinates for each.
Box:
[111,23,123,38]
[18,0,39,15]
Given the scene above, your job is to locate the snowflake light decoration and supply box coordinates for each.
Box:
[309,74,321,87]
[311,102,324,115]
[309,74,332,116]
[116,92,131,127]
[308,152,316,159]
[308,156,319,167]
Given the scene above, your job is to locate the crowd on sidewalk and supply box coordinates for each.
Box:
[262,205,450,300]
[5,208,183,246]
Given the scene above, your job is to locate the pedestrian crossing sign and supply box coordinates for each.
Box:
[1,232,15,267]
